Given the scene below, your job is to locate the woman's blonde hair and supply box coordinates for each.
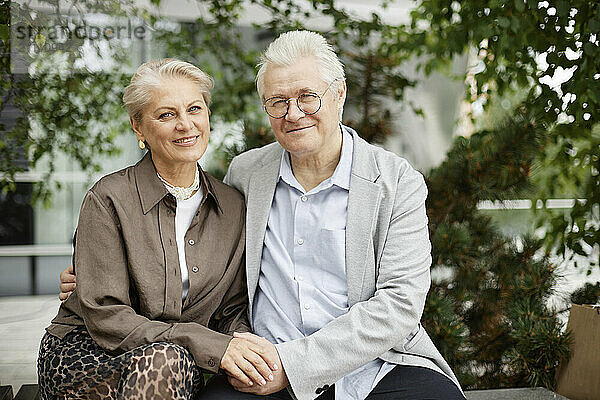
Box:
[123,58,214,123]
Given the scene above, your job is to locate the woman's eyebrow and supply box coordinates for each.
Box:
[186,99,204,107]
[152,105,176,112]
[152,99,203,113]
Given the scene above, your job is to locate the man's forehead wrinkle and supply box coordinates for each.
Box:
[264,73,327,95]
[263,59,327,100]
[267,86,320,99]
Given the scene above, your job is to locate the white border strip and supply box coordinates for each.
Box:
[477,199,586,210]
[0,245,73,256]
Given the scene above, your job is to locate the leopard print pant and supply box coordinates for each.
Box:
[37,327,203,399]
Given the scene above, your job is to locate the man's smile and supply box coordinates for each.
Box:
[286,125,315,133]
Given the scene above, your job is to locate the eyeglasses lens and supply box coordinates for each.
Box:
[265,93,321,118]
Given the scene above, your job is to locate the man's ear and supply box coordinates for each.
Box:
[336,80,347,119]
[337,80,347,106]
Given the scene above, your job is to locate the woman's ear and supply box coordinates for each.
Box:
[130,116,144,143]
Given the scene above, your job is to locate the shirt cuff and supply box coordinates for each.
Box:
[168,323,233,373]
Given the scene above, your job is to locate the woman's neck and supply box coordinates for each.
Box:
[153,158,198,187]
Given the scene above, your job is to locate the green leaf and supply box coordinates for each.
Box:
[555,0,570,18]
[34,33,46,49]
[514,0,525,13]
[498,17,511,29]
[0,24,8,41]
[583,42,597,56]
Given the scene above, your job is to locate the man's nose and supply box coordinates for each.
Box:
[285,99,305,122]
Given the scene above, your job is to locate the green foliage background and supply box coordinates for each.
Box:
[2,0,599,390]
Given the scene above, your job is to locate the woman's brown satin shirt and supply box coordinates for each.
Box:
[47,153,250,373]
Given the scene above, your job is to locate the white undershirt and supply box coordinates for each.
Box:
[174,188,203,302]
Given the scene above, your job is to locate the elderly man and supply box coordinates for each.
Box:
[60,30,464,400]
[209,31,464,400]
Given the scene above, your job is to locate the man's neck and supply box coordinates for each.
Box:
[289,130,343,192]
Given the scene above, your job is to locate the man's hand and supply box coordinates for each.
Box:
[221,335,279,389]
[227,332,289,395]
[59,265,76,301]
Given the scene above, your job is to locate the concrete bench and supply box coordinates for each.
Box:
[1,384,570,400]
[0,385,39,400]
[465,387,569,399]
[0,385,13,400]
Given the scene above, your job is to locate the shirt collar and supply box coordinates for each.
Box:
[330,125,353,190]
[134,152,222,214]
[278,124,353,193]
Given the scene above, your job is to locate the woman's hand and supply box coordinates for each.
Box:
[220,336,279,388]
[59,265,76,301]
[226,332,288,395]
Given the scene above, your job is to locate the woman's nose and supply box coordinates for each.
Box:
[176,114,192,131]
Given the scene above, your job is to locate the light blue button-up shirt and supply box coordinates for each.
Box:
[253,127,394,400]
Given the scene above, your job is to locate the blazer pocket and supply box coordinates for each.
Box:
[402,323,425,352]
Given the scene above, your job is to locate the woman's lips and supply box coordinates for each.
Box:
[172,135,199,146]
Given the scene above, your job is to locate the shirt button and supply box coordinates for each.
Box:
[208,358,216,367]
[297,238,304,245]
[304,304,310,310]
[192,266,199,273]
[301,195,307,202]
[188,239,195,246]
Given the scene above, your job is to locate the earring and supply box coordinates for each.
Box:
[138,140,145,150]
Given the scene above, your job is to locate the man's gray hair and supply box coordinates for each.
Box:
[123,58,213,123]
[256,31,346,119]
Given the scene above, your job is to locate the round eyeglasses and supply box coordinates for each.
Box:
[263,80,337,119]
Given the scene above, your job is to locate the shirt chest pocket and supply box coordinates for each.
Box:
[317,228,347,294]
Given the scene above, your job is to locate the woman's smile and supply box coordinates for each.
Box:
[173,135,200,146]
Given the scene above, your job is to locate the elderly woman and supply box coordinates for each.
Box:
[37,59,276,399]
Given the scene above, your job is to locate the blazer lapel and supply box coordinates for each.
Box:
[245,146,283,309]
[346,130,382,306]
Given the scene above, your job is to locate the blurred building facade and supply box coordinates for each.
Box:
[1,0,466,296]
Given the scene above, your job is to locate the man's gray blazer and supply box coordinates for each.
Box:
[224,126,461,400]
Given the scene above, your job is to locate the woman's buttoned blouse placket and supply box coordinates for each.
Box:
[159,194,184,316]
[156,191,221,316]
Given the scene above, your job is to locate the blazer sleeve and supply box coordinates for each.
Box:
[275,167,432,400]
[223,157,239,190]
[74,189,234,373]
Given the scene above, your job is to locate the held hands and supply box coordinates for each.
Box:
[226,332,289,395]
[59,265,76,301]
[61,263,288,393]
[220,334,279,389]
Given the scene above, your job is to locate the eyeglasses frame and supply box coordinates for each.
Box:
[262,79,338,119]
